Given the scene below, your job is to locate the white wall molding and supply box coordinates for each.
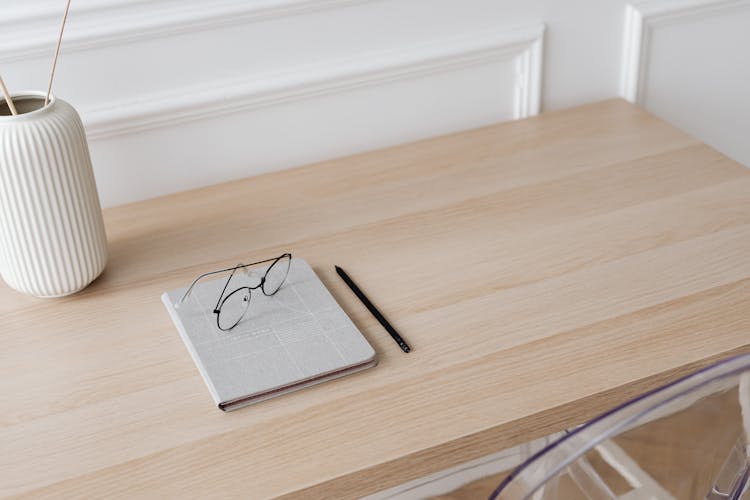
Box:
[513,32,544,119]
[620,0,750,103]
[83,25,545,140]
[0,0,376,63]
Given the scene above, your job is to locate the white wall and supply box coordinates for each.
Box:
[621,0,750,168]
[1,0,747,207]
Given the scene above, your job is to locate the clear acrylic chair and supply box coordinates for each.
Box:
[491,353,750,500]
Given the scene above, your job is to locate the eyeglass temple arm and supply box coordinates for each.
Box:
[178,254,290,304]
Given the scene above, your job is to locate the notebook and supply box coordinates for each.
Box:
[161,258,377,411]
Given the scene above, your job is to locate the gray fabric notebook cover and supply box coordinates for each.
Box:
[161,259,377,411]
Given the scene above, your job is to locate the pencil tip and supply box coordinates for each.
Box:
[335,265,342,271]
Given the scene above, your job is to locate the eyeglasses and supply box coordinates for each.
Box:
[180,253,292,331]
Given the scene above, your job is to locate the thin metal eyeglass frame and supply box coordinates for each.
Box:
[179,253,292,331]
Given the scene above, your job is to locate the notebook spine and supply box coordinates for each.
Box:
[160,293,223,408]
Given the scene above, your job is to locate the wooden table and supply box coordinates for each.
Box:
[2,99,750,499]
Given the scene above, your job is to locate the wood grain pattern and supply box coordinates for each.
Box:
[2,99,749,499]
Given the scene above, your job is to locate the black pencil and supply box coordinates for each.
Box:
[335,265,411,353]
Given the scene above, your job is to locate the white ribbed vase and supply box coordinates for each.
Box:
[0,92,107,297]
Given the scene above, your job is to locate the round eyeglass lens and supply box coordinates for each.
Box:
[262,254,291,295]
[217,287,250,330]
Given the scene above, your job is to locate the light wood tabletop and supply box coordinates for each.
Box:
[2,99,750,499]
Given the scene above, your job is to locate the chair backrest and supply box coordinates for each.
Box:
[491,354,750,500]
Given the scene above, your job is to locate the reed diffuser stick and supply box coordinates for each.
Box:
[45,0,72,106]
[0,75,18,115]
